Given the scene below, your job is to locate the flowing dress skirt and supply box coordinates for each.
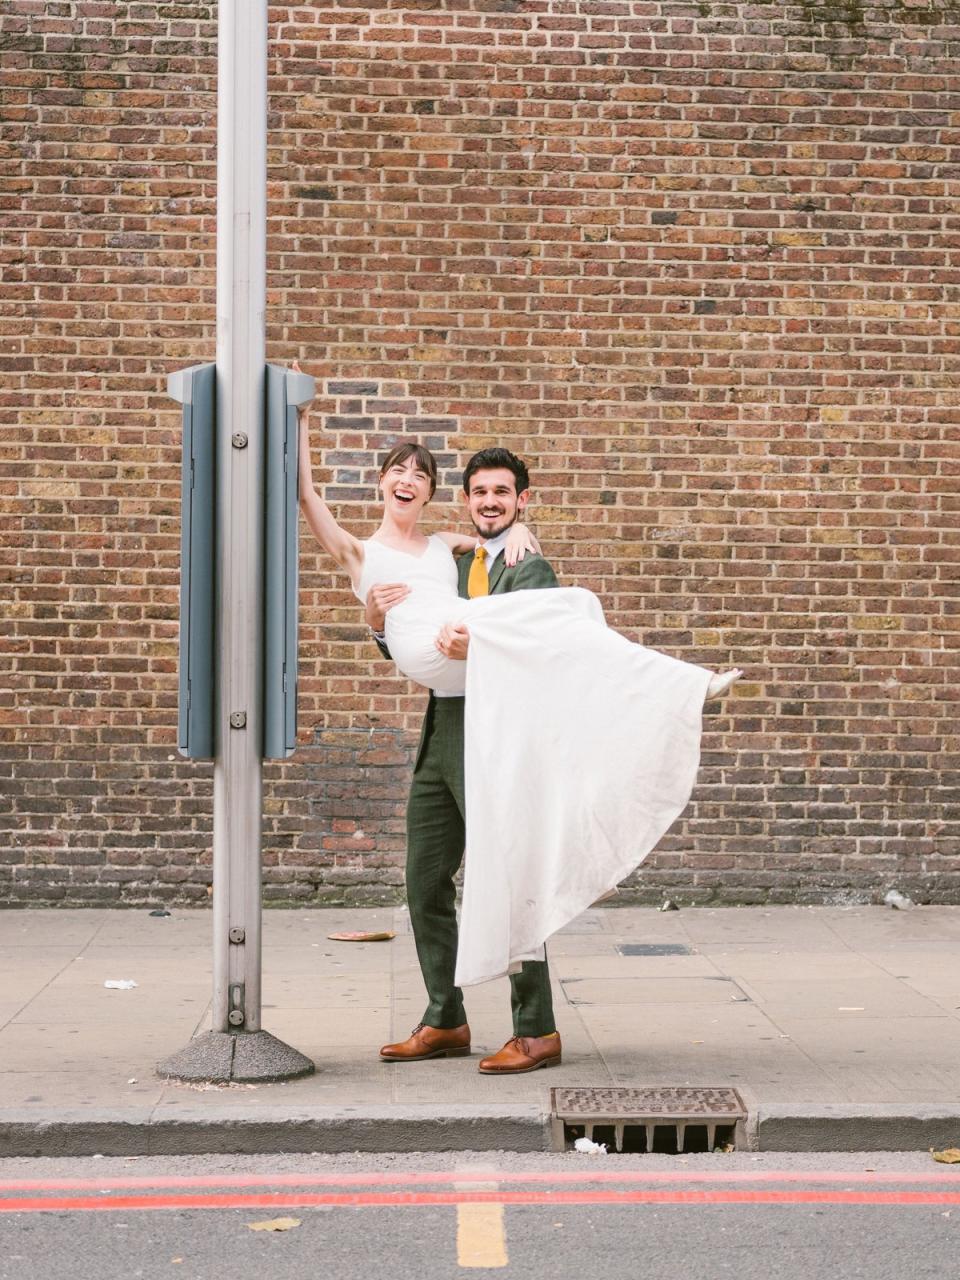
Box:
[448,587,710,987]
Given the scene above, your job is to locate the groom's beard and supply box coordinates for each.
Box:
[470,513,516,539]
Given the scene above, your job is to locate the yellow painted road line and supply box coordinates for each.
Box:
[455,1173,508,1269]
[456,1201,508,1268]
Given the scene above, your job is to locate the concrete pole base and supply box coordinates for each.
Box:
[157,1030,315,1084]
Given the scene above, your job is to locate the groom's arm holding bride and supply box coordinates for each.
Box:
[435,549,560,660]
[365,582,407,661]
[365,531,560,663]
[364,525,552,661]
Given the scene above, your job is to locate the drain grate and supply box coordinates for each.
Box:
[615,943,692,956]
[550,1086,747,1153]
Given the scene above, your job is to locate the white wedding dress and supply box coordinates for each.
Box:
[356,536,712,988]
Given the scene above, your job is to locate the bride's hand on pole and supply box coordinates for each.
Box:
[504,522,541,567]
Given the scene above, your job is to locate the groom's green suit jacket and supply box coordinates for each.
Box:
[456,544,559,600]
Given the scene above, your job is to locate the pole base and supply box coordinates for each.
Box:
[157,1030,315,1084]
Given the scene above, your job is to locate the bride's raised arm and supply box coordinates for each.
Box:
[296,392,363,585]
[435,530,479,557]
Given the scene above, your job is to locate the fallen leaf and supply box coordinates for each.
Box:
[327,931,395,942]
[247,1217,302,1232]
[932,1148,960,1164]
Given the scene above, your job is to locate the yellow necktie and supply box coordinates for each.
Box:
[467,545,489,598]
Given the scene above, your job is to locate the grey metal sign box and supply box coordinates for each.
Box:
[169,361,314,761]
[169,362,216,759]
[264,363,314,759]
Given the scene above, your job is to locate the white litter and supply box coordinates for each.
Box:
[574,1137,607,1155]
[883,890,915,911]
[104,980,138,990]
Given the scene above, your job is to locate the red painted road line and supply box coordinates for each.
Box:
[2,1189,960,1214]
[3,1170,960,1194]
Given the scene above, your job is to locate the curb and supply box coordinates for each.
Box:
[4,1104,960,1159]
[757,1105,960,1152]
[0,1105,551,1159]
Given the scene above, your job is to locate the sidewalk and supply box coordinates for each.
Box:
[2,905,960,1157]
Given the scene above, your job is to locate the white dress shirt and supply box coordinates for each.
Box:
[433,531,509,697]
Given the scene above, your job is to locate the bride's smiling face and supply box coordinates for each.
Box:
[379,456,433,517]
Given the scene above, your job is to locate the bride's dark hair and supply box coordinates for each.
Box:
[378,443,438,498]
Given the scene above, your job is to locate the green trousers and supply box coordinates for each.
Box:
[406,696,556,1037]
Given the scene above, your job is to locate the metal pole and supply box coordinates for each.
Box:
[212,1,268,1035]
[159,1,312,1084]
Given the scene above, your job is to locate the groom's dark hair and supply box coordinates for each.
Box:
[462,448,530,495]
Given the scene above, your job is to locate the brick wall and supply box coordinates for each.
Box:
[3,0,960,907]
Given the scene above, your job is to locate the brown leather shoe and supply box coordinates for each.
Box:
[380,1022,471,1062]
[478,1032,562,1074]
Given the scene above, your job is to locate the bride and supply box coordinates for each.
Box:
[297,400,741,988]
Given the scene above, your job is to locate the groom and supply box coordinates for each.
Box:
[365,447,563,1074]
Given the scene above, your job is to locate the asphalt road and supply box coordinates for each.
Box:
[1,1151,958,1280]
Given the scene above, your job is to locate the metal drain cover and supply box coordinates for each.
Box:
[550,1086,747,1153]
[616,943,691,956]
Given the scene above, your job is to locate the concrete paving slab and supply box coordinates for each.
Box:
[713,951,889,983]
[0,912,111,946]
[154,1073,399,1110]
[683,906,844,936]
[825,905,960,943]
[8,991,210,1024]
[556,954,724,979]
[586,915,688,940]
[770,1012,960,1068]
[542,934,624,956]
[0,1071,167,1109]
[861,956,960,1011]
[69,918,212,946]
[270,948,396,974]
[555,911,609,934]
[43,958,211,987]
[0,1002,31,1029]
[597,1051,838,1104]
[574,997,785,1040]
[259,1010,392,1048]
[561,976,750,1005]
[260,975,393,1008]
[0,944,88,966]
[744,978,947,1020]
[0,1021,207,1073]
